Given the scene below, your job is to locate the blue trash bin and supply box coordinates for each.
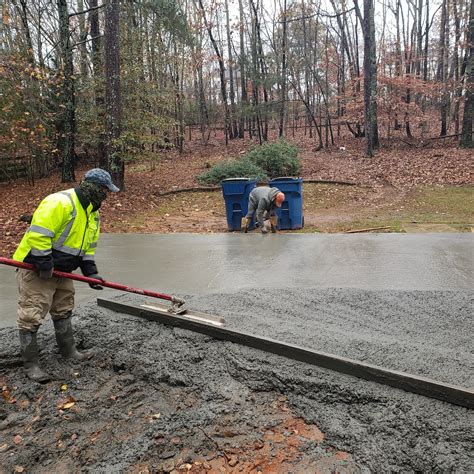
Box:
[269,177,304,230]
[221,178,258,231]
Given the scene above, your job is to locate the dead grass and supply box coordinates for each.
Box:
[120,183,473,235]
[297,184,473,233]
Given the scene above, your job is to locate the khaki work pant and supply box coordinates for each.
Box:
[16,269,75,331]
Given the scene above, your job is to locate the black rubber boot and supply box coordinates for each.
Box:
[53,316,93,361]
[18,330,51,383]
[270,216,278,233]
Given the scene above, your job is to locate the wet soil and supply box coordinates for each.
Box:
[0,288,472,472]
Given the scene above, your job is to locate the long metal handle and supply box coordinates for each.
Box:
[0,257,185,306]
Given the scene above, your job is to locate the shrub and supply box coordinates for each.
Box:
[244,139,300,179]
[198,159,268,185]
[197,139,300,185]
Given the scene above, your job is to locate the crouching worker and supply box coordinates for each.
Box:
[242,186,285,234]
[13,168,119,382]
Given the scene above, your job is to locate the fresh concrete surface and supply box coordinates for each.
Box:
[1,233,473,471]
[1,232,472,328]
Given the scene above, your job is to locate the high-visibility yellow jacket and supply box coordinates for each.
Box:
[13,188,100,275]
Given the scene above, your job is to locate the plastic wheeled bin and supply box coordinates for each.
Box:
[221,178,258,231]
[269,177,304,230]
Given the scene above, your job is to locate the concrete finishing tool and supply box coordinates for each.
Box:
[0,257,225,326]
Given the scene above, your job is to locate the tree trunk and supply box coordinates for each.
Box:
[104,0,124,188]
[423,0,429,81]
[438,0,448,136]
[198,0,229,146]
[358,0,379,156]
[57,0,76,182]
[251,0,269,141]
[249,1,262,144]
[460,0,474,147]
[77,0,89,82]
[225,0,238,139]
[278,0,288,137]
[238,0,247,138]
[451,0,461,135]
[17,0,34,64]
[89,0,106,167]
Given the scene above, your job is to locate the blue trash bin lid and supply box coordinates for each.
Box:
[221,178,253,182]
[270,177,302,181]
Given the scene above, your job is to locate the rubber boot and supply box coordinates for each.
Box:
[18,330,51,383]
[53,317,93,361]
[270,216,278,233]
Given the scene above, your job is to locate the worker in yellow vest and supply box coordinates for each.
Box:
[13,168,119,382]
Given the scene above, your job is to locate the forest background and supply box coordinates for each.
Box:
[0,0,472,256]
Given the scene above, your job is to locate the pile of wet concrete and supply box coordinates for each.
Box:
[0,288,472,472]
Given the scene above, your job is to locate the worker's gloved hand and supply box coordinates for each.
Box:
[88,274,104,290]
[261,227,268,234]
[39,268,53,279]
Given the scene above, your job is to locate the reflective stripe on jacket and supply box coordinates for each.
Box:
[13,188,100,273]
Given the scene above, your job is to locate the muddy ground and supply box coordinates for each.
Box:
[0,288,473,473]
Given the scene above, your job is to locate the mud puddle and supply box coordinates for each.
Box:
[0,288,472,472]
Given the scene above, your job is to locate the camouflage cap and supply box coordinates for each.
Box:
[83,168,120,192]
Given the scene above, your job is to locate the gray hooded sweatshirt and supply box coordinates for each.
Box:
[246,186,280,227]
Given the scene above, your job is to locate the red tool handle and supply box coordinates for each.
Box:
[0,257,185,306]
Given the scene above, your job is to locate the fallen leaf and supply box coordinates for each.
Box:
[14,466,25,473]
[1,386,16,404]
[13,435,22,445]
[178,464,193,471]
[0,443,8,452]
[19,400,29,409]
[57,396,76,410]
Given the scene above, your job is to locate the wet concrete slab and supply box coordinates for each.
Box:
[1,233,472,327]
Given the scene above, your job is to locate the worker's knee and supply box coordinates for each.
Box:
[17,270,56,331]
[50,290,75,317]
[17,306,44,332]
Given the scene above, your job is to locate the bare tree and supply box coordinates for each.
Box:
[437,0,449,136]
[355,0,379,156]
[238,0,248,138]
[89,0,106,167]
[225,0,238,138]
[198,0,230,146]
[104,0,123,188]
[279,0,288,137]
[57,0,76,182]
[460,0,474,147]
